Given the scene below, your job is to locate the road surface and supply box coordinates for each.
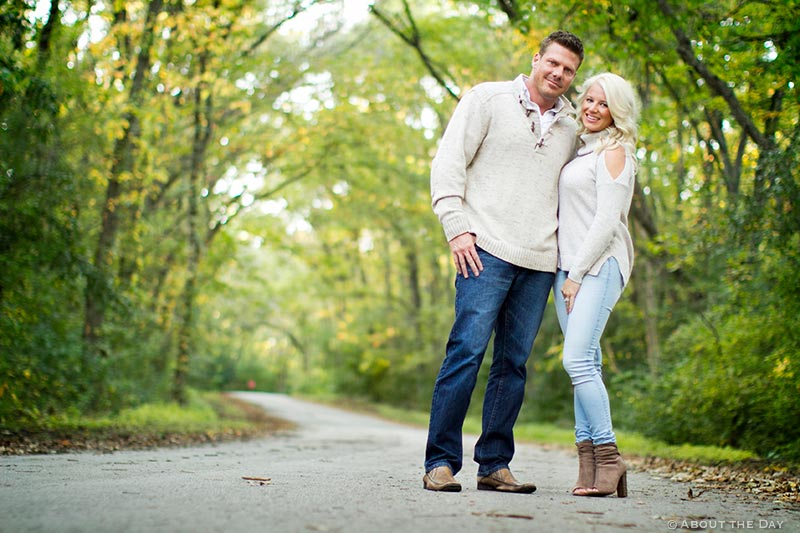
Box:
[1,392,796,532]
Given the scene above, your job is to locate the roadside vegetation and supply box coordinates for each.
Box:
[0,392,292,455]
[2,389,757,465]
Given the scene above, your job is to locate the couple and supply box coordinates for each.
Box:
[423,30,639,497]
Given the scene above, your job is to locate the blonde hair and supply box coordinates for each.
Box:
[576,73,640,155]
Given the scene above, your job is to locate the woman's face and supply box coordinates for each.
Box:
[581,84,614,132]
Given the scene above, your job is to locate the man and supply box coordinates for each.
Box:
[424,30,584,493]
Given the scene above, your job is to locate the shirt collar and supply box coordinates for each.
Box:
[518,75,564,115]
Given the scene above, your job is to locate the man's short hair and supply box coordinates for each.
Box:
[540,30,584,64]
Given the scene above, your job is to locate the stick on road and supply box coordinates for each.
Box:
[1,392,795,532]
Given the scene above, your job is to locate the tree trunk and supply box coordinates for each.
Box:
[640,256,661,375]
[632,159,661,374]
[36,0,60,63]
[382,237,393,315]
[404,238,423,343]
[173,53,212,404]
[83,0,164,350]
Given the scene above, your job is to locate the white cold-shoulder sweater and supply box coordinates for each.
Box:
[557,131,636,286]
[431,75,578,272]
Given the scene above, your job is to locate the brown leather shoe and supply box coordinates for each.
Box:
[423,466,462,492]
[477,468,536,494]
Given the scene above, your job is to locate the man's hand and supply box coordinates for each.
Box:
[449,233,483,278]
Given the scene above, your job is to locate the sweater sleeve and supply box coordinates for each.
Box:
[567,152,634,284]
[430,89,489,241]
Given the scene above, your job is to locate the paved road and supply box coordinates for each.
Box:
[1,392,796,532]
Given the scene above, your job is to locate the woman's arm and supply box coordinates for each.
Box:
[565,147,633,285]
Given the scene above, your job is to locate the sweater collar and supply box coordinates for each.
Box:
[577,130,610,155]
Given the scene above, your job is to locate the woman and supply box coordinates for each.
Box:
[554,73,640,497]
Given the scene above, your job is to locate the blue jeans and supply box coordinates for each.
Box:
[425,248,554,476]
[553,258,622,445]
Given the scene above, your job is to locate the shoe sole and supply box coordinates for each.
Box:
[423,483,461,492]
[477,482,536,494]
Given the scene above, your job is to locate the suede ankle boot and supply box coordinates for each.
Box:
[573,440,595,495]
[589,443,627,497]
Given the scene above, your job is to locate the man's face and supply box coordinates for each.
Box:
[529,43,581,104]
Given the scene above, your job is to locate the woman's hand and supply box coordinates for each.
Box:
[561,278,581,314]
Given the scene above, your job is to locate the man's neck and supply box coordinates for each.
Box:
[524,79,558,112]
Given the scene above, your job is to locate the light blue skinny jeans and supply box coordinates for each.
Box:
[553,257,623,445]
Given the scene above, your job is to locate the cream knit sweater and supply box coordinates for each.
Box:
[431,75,578,272]
[557,131,636,286]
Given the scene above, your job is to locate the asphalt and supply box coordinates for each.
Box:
[1,392,797,532]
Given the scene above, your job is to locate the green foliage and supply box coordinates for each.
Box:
[628,237,800,461]
[2,0,798,467]
[0,16,91,424]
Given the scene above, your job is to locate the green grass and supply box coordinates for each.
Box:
[328,398,757,464]
[613,432,754,463]
[8,391,256,437]
[513,422,754,463]
[113,399,249,433]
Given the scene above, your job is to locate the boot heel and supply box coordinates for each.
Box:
[616,471,628,498]
[591,443,628,497]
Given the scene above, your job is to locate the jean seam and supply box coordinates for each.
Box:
[478,306,504,467]
[491,301,508,460]
[587,377,612,438]
[566,259,620,444]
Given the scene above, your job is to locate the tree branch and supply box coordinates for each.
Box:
[244,0,321,55]
[204,150,326,245]
[655,0,772,150]
[370,1,460,102]
[495,0,519,22]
